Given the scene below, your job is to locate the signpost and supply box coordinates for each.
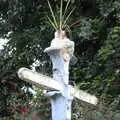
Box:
[17,34,98,120]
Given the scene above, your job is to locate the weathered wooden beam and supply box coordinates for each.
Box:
[70,86,98,105]
[18,67,63,91]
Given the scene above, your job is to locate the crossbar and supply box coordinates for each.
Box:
[18,68,63,91]
[70,86,98,105]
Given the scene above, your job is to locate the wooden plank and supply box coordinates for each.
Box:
[18,67,63,91]
[70,86,98,105]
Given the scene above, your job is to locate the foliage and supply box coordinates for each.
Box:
[0,0,120,120]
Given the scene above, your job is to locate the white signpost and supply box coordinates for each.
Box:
[17,31,98,120]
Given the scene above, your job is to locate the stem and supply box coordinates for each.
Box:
[62,0,71,22]
[47,16,57,30]
[47,0,58,29]
[63,7,75,28]
[60,0,63,30]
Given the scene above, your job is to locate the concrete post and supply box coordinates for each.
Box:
[44,35,74,120]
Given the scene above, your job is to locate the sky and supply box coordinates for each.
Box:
[0,38,7,49]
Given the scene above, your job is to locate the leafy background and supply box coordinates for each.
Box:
[0,0,120,119]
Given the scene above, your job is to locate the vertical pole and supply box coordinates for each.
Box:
[44,47,74,120]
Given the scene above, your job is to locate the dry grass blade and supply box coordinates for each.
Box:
[47,0,58,29]
[60,0,63,30]
[64,24,71,34]
[47,16,57,30]
[62,7,75,28]
[63,0,71,20]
